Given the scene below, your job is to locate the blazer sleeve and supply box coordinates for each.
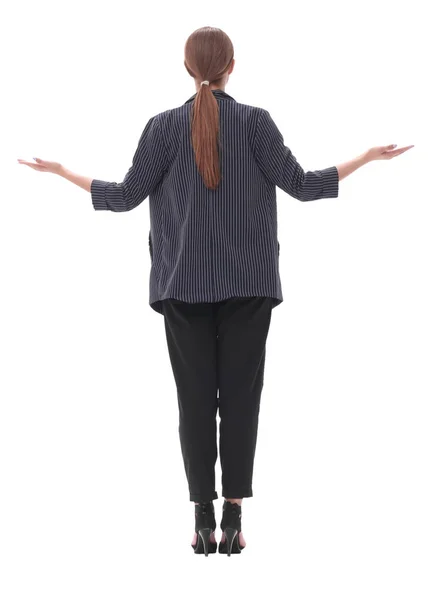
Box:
[252,108,339,201]
[91,115,168,212]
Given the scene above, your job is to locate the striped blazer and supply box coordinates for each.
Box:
[90,89,339,315]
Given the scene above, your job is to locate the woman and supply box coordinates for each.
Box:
[17,26,413,557]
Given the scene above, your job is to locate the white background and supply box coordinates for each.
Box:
[2,0,442,598]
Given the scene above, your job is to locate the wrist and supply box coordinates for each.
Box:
[360,151,371,165]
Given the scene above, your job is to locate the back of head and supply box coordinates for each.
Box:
[184,27,234,190]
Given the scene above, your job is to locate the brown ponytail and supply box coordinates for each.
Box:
[184,27,234,190]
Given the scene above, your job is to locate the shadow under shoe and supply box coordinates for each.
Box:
[191,501,217,556]
[218,500,244,556]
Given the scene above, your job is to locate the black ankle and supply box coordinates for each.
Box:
[220,499,242,532]
[194,500,216,532]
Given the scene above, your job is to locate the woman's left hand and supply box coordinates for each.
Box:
[17,157,62,175]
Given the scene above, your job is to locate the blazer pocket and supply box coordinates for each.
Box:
[148,231,153,261]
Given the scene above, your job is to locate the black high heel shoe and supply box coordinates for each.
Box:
[191,501,217,556]
[218,500,245,556]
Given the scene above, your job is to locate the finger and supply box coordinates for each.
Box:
[18,159,45,167]
[385,147,413,159]
[396,145,414,153]
[17,158,48,166]
[393,145,414,155]
[17,160,47,171]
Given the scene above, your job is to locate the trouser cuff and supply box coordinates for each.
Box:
[190,490,218,502]
[221,489,253,499]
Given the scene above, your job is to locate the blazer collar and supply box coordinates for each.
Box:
[184,89,236,104]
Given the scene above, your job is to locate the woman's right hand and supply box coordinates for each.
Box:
[365,144,415,162]
[337,144,415,181]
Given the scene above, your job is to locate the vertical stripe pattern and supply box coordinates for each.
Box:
[91,90,339,315]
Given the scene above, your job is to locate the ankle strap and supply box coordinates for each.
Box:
[194,501,216,532]
[221,500,242,531]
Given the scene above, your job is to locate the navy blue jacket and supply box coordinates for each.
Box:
[91,89,339,315]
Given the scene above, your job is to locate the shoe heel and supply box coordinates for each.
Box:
[198,528,212,557]
[224,527,238,557]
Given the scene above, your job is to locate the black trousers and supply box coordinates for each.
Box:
[163,296,273,503]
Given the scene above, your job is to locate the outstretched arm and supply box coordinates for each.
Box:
[252,108,414,200]
[17,115,169,212]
